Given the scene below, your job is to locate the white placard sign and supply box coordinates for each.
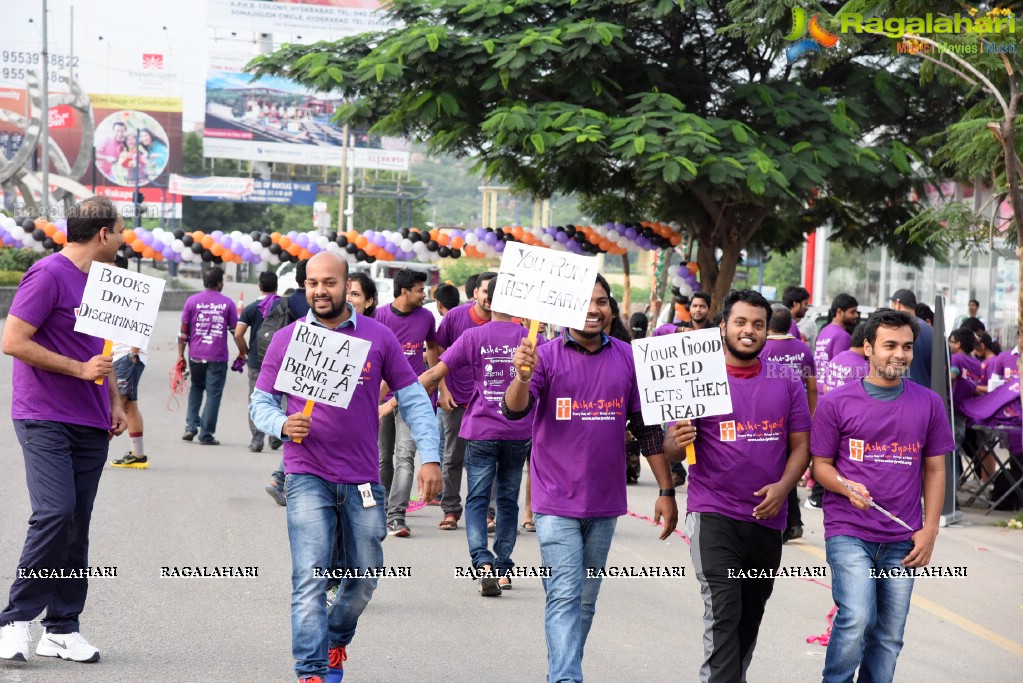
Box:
[74,262,166,349]
[489,242,599,330]
[632,327,733,425]
[273,322,372,409]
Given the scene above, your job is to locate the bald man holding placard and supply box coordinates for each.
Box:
[249,252,440,683]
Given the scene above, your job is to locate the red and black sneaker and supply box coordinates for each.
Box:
[298,677,324,683]
[326,645,347,683]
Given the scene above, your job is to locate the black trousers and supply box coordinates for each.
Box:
[687,511,783,683]
[0,420,107,633]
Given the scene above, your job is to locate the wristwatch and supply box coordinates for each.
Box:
[659,489,676,497]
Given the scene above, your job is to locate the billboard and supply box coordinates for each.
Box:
[207,0,395,40]
[202,52,410,170]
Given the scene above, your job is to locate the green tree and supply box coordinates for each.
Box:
[249,0,958,307]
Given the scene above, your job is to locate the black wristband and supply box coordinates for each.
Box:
[659,488,676,497]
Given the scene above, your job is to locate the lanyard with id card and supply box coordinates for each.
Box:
[358,483,377,508]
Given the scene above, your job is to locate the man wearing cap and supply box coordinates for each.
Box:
[890,289,933,389]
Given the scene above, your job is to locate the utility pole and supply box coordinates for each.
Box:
[339,121,348,231]
[40,0,50,217]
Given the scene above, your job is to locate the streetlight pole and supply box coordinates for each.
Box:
[40,0,49,217]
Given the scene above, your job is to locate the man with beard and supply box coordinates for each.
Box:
[653,291,712,336]
[250,252,441,683]
[782,285,810,341]
[504,274,680,683]
[374,268,439,537]
[811,309,951,683]
[683,289,811,683]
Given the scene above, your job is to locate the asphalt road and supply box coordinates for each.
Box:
[1,305,1021,682]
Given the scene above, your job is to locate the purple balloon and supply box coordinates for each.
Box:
[221,236,233,250]
[211,230,223,240]
[494,241,505,253]
[625,228,638,240]
[384,241,397,254]
[555,231,569,243]
[484,232,498,245]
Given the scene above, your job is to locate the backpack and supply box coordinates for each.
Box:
[256,300,297,364]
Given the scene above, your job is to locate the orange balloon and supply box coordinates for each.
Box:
[43,222,56,237]
[210,243,224,256]
[287,244,301,256]
[192,231,204,242]
[451,237,464,250]
[355,235,369,249]
[142,246,155,259]
[347,230,358,242]
[687,262,699,274]
[279,237,291,250]
[300,249,313,261]
[270,232,281,243]
[153,251,163,261]
[131,239,144,252]
[669,233,682,246]
[201,235,214,249]
[53,231,66,245]
[437,233,449,247]
[123,229,136,244]
[364,244,378,257]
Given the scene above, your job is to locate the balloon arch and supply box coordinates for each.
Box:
[0,216,700,290]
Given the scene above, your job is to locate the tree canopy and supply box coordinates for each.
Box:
[250,0,963,304]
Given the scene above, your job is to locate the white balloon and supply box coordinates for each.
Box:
[678,283,694,297]
[541,234,554,246]
[10,226,25,241]
[672,276,684,288]
[464,233,478,246]
[401,239,414,252]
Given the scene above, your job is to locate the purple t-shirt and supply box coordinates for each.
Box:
[9,254,110,431]
[789,320,802,340]
[441,321,532,441]
[373,304,437,376]
[436,302,489,404]
[814,323,852,384]
[686,361,812,531]
[760,336,814,381]
[820,350,869,394]
[653,323,679,337]
[182,290,238,362]
[810,380,955,543]
[256,313,418,484]
[527,335,642,518]
[950,353,983,406]
[986,349,1020,383]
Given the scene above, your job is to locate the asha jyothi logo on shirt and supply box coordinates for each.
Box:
[719,421,737,442]
[556,398,572,421]
[849,438,865,462]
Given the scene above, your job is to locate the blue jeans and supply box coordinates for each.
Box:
[378,409,418,523]
[285,474,386,680]
[185,359,227,442]
[535,513,617,683]
[824,536,916,683]
[465,439,530,571]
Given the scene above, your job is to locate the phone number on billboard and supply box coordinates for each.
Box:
[1,67,73,84]
[1,51,80,68]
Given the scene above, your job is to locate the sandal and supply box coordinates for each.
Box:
[521,521,536,532]
[438,514,459,530]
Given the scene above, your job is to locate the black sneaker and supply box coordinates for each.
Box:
[479,567,501,597]
[387,520,410,537]
[248,439,264,453]
[198,438,220,446]
[182,431,197,441]
[783,525,803,543]
[111,452,149,469]
[269,437,282,450]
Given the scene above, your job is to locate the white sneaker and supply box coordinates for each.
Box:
[36,629,100,662]
[0,621,31,661]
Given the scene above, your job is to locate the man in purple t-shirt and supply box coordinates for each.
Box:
[814,293,859,385]
[760,304,816,543]
[684,289,811,683]
[0,196,127,664]
[811,309,952,683]
[177,266,237,445]
[374,268,439,537]
[505,274,680,683]
[820,323,869,396]
[782,285,810,341]
[401,275,533,594]
[435,271,496,530]
[249,252,441,683]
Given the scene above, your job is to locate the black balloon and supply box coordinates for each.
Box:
[269,243,282,255]
[261,236,272,247]
[32,228,45,241]
[201,250,213,262]
[399,228,410,238]
[336,234,348,247]
[43,237,55,250]
[355,249,367,261]
[173,229,185,239]
[327,231,337,242]
[183,234,194,247]
[191,243,203,254]
[438,246,450,258]
[564,225,576,237]
[426,240,439,252]
[449,248,461,259]
[21,218,35,230]
[408,231,421,242]
[573,232,586,243]
[365,256,376,264]
[213,255,223,264]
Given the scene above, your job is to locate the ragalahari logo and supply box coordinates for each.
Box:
[142,53,164,70]
[784,7,839,62]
